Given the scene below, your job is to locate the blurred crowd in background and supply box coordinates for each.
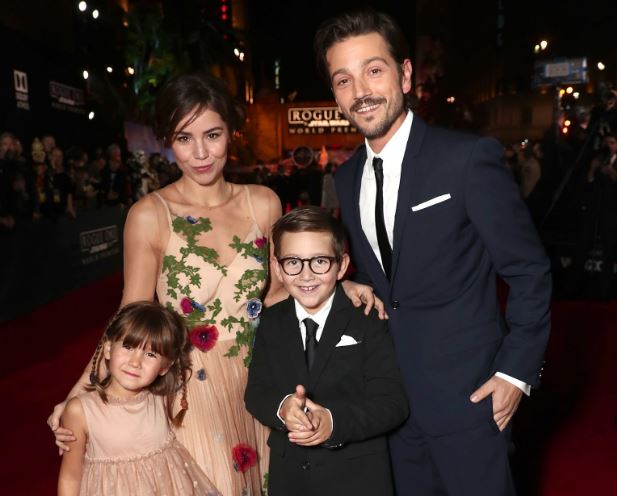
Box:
[1,85,616,299]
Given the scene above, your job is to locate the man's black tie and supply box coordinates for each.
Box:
[303,318,319,372]
[372,157,392,279]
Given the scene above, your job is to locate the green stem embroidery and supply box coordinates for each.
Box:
[162,216,268,367]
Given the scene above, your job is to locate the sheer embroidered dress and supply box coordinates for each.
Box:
[153,186,269,495]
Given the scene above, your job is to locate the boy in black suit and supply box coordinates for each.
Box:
[245,206,408,496]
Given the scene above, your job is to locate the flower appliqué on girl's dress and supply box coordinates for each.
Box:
[196,368,207,381]
[232,443,257,473]
[189,325,219,352]
[186,215,199,224]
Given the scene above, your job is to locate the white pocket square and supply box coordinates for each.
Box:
[335,334,360,347]
[411,194,452,212]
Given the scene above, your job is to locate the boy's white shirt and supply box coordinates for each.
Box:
[276,292,337,431]
[293,292,336,347]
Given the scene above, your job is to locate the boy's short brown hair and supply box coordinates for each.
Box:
[272,206,346,259]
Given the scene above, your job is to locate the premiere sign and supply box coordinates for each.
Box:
[50,81,86,114]
[79,225,120,265]
[14,70,30,111]
[288,107,358,135]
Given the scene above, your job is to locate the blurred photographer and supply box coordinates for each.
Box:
[589,84,617,150]
[581,133,617,299]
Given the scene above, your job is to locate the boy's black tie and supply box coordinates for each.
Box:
[303,318,319,372]
[372,157,392,279]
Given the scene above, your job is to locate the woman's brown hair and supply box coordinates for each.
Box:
[153,72,244,147]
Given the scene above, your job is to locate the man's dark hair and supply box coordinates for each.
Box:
[314,8,410,86]
[272,206,346,259]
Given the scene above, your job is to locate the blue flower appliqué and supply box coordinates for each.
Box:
[246,298,263,319]
[191,300,206,312]
[252,255,264,264]
[186,215,199,225]
[196,368,207,381]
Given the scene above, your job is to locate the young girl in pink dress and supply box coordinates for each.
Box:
[57,301,221,496]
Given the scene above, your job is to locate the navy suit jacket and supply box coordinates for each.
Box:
[335,115,552,436]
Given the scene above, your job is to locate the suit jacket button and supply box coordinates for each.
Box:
[392,300,400,310]
[302,461,311,470]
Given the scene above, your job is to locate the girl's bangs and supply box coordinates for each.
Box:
[115,315,173,357]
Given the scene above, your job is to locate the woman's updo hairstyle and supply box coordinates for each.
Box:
[153,72,244,147]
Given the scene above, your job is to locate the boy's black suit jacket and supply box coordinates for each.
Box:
[245,285,408,495]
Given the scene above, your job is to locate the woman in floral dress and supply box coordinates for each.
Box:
[48,73,381,496]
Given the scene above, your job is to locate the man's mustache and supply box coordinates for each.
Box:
[350,97,386,113]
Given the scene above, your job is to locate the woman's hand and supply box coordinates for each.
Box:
[341,280,388,319]
[47,401,76,455]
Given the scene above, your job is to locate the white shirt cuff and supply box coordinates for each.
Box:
[325,408,334,437]
[276,394,293,424]
[495,372,531,396]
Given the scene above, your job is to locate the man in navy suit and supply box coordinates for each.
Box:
[313,9,551,496]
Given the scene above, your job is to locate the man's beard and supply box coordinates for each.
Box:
[345,94,405,140]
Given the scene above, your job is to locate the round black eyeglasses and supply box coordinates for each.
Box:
[277,256,338,276]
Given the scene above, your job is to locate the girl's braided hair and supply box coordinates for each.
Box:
[88,301,192,427]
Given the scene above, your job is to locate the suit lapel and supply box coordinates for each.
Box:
[279,297,310,386]
[308,287,352,390]
[391,115,428,283]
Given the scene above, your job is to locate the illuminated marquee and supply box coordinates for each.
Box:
[287,107,358,135]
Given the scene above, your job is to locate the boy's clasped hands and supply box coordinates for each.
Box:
[278,385,333,446]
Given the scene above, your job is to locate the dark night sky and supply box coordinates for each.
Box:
[246,0,416,102]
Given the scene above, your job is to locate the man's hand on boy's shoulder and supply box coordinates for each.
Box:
[341,280,388,320]
[288,398,333,447]
[278,385,313,432]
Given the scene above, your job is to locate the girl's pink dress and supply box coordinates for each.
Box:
[77,390,220,495]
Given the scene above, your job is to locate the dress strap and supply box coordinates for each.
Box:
[151,191,173,228]
[243,185,258,224]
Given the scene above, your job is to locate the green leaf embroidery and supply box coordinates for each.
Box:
[161,214,267,368]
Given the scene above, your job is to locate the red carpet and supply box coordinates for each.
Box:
[1,274,615,495]
[537,301,617,496]
[1,273,123,496]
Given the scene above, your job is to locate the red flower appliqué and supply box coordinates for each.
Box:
[254,236,267,249]
[232,443,257,473]
[189,325,219,352]
[180,297,193,314]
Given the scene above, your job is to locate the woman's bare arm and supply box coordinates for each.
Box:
[259,187,288,307]
[120,196,163,305]
[57,398,87,495]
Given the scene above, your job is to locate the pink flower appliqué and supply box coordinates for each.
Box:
[254,236,267,249]
[232,443,257,473]
[180,297,193,314]
[189,325,219,352]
